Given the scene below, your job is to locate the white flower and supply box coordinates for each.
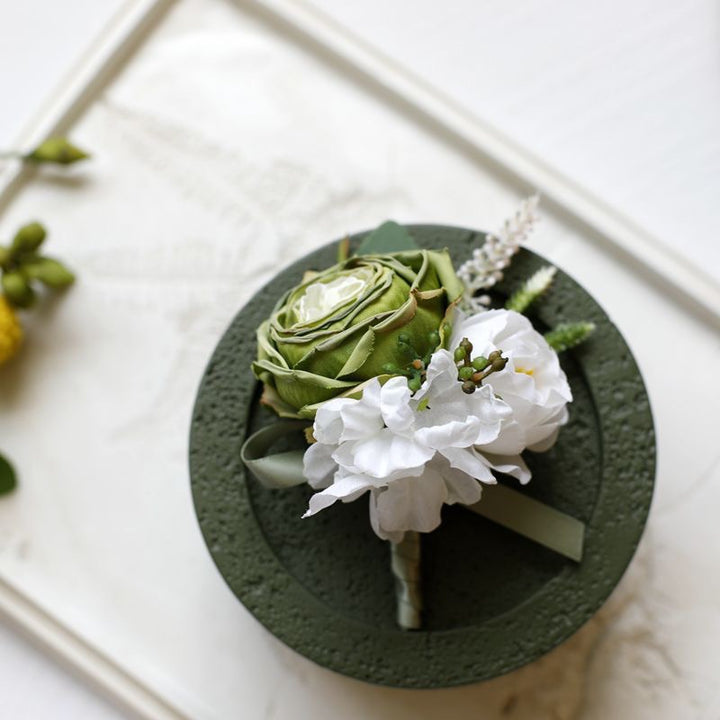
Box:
[451,308,572,456]
[302,350,526,542]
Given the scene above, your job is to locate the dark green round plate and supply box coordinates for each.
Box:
[189,225,655,687]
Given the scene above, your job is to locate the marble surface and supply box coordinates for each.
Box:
[0,0,718,717]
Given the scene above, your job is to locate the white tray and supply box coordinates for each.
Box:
[1,1,718,718]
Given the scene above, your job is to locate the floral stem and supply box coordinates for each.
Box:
[390,531,422,630]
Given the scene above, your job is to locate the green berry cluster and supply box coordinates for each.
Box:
[382,330,441,392]
[0,222,75,308]
[453,337,507,394]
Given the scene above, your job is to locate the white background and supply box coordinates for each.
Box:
[0,1,718,718]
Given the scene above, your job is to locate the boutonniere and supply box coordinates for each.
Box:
[242,197,595,629]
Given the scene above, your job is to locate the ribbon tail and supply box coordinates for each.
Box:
[240,421,311,489]
[466,483,585,562]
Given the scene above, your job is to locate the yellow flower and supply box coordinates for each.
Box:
[0,296,22,365]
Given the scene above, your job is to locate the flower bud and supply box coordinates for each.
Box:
[458,366,474,381]
[11,222,46,255]
[22,257,75,288]
[25,137,89,166]
[2,271,35,308]
[471,356,488,371]
[453,346,466,363]
[461,380,476,394]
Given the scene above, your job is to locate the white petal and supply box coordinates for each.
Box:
[379,376,414,432]
[334,429,433,480]
[313,397,355,445]
[526,405,569,451]
[440,447,496,484]
[415,417,487,450]
[442,469,485,506]
[337,398,384,442]
[480,419,527,455]
[417,350,460,402]
[302,474,372,517]
[302,441,338,489]
[371,469,448,536]
[369,491,405,543]
[481,452,532,485]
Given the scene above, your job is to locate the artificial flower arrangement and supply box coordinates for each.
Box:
[242,197,595,629]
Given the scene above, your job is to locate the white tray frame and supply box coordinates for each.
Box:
[1,0,718,717]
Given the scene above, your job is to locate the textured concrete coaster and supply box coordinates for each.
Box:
[189,226,655,687]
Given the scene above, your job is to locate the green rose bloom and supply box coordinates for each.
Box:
[253,249,464,418]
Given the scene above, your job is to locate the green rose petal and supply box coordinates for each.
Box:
[254,244,464,418]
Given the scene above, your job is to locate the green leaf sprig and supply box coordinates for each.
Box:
[505,264,595,352]
[0,222,75,308]
[545,322,596,352]
[506,265,557,313]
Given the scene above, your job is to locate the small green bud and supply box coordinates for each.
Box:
[461,380,476,394]
[472,356,489,371]
[11,222,46,255]
[458,366,474,381]
[408,376,422,393]
[25,137,90,166]
[460,337,473,355]
[453,346,466,363]
[22,257,75,289]
[2,271,35,308]
[427,330,440,347]
[382,363,399,375]
[492,356,508,372]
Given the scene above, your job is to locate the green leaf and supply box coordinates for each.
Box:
[336,236,350,263]
[25,137,90,166]
[506,266,556,314]
[355,221,419,256]
[545,322,596,352]
[0,453,17,496]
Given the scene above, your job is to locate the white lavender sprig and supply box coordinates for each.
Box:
[458,194,540,313]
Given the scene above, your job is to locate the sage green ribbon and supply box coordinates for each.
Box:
[390,531,422,630]
[241,422,585,563]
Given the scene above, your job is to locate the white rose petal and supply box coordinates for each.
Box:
[452,308,571,455]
